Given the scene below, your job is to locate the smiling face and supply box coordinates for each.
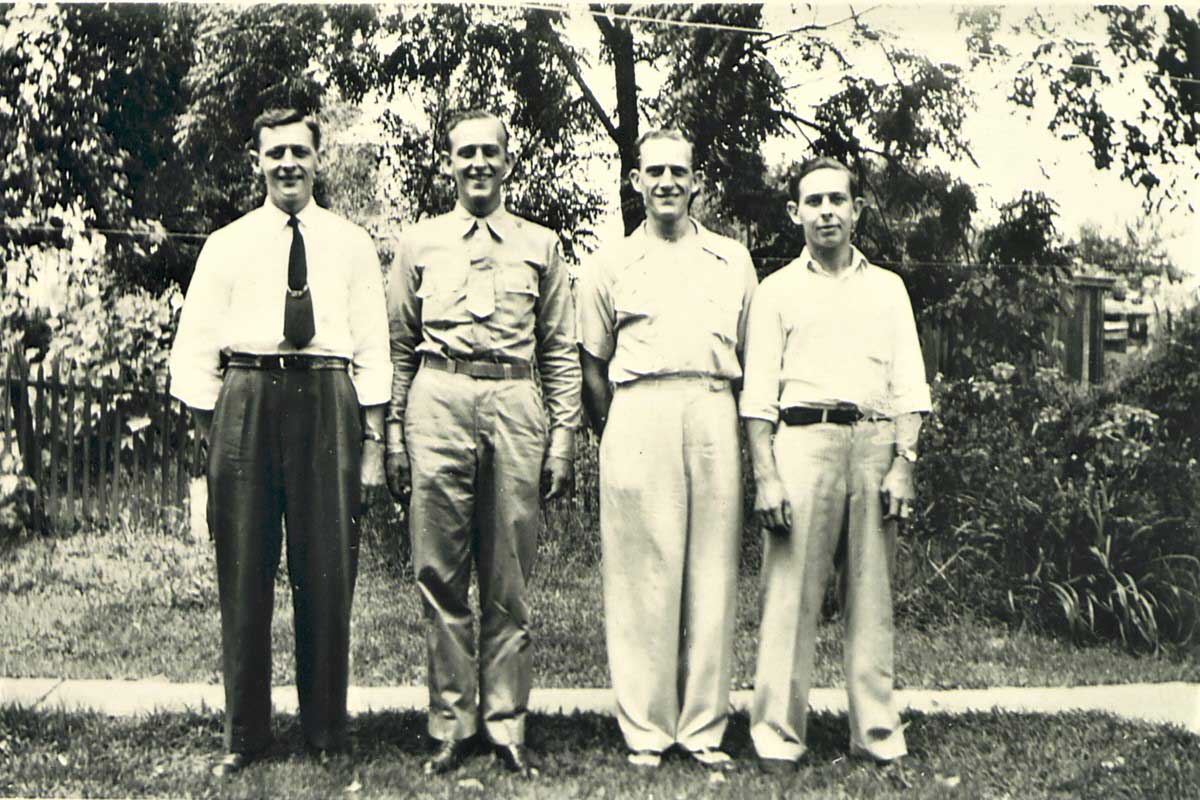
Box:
[254,121,319,215]
[788,166,864,255]
[442,116,512,216]
[631,136,697,225]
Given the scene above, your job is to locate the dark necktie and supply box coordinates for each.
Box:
[284,215,315,348]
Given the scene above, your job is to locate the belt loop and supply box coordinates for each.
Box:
[820,408,829,423]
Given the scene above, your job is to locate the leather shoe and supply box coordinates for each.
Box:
[210,751,258,777]
[494,743,539,777]
[759,757,796,775]
[424,738,472,775]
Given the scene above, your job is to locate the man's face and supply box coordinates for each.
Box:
[631,137,697,225]
[255,121,319,215]
[442,117,512,215]
[788,167,864,251]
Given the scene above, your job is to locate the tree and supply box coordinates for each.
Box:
[969,5,1200,211]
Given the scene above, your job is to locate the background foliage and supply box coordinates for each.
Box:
[1,4,1198,652]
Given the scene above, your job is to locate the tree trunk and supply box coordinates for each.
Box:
[593,5,642,234]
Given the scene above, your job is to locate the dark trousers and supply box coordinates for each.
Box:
[207,367,362,754]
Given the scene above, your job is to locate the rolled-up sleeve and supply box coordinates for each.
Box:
[535,237,583,431]
[168,232,228,410]
[575,258,615,362]
[738,286,784,425]
[347,228,392,406]
[888,276,932,415]
[386,233,423,423]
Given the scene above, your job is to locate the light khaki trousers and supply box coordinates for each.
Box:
[751,419,907,762]
[600,376,742,754]
[405,366,547,745]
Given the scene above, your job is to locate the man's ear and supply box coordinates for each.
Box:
[499,151,515,183]
[850,196,867,226]
[690,169,706,201]
[785,200,801,226]
[438,151,452,178]
[628,168,643,194]
[248,149,262,176]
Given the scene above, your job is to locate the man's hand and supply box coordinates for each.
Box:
[754,475,792,534]
[541,455,573,501]
[386,448,412,507]
[880,458,916,522]
[360,440,386,506]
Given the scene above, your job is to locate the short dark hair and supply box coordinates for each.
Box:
[442,109,510,152]
[635,128,694,166]
[789,156,859,201]
[252,108,321,151]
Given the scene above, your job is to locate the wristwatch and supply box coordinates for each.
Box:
[362,429,384,444]
[896,447,918,464]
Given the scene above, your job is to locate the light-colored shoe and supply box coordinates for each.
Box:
[627,750,662,768]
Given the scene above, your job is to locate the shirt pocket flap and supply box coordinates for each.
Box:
[502,262,541,296]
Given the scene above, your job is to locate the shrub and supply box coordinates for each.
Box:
[905,357,1200,651]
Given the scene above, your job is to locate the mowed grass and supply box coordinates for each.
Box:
[2,704,1198,800]
[1,511,1198,689]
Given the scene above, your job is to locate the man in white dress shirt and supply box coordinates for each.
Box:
[739,156,930,772]
[170,107,391,776]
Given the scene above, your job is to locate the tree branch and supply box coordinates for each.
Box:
[545,24,619,144]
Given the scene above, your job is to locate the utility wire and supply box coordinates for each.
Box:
[516,2,872,38]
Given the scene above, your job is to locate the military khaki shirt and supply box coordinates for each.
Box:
[387,204,582,438]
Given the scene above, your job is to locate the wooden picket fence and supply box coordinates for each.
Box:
[1,352,201,532]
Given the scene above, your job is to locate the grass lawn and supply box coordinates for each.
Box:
[2,704,1198,799]
[1,515,1198,690]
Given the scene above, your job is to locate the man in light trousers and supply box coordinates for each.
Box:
[577,128,758,771]
[385,109,581,778]
[740,156,930,774]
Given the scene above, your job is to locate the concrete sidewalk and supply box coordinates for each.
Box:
[3,678,1198,735]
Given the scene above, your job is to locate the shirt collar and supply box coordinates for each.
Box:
[618,218,730,268]
[799,245,868,278]
[454,202,513,242]
[262,199,320,229]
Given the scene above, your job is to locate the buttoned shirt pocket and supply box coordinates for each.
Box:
[495,260,541,331]
[416,261,469,329]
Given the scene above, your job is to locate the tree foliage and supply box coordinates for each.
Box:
[975,5,1200,210]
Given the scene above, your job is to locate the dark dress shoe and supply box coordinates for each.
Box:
[210,751,258,777]
[424,738,472,775]
[494,743,539,777]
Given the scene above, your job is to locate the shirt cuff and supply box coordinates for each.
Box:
[349,366,393,407]
[738,397,779,426]
[547,426,575,460]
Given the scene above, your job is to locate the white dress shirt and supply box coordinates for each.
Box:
[169,201,392,410]
[739,247,931,424]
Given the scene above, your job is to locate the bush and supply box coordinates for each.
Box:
[905,358,1200,651]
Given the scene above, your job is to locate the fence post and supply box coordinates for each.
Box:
[1064,273,1115,385]
[65,362,76,526]
[110,368,122,523]
[48,359,60,525]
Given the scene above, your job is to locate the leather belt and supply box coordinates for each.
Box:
[422,355,532,380]
[780,405,887,426]
[222,352,350,371]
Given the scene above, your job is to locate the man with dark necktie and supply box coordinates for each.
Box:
[170,107,391,777]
